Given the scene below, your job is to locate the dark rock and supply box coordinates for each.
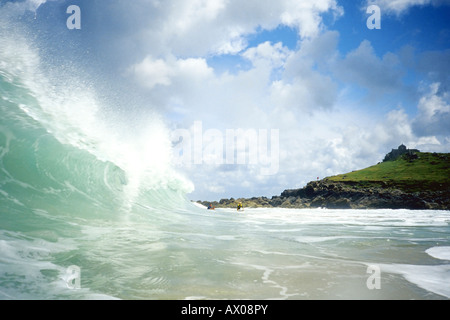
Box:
[327,197,351,209]
[197,166,450,210]
[310,196,325,208]
[270,196,283,207]
[304,185,315,198]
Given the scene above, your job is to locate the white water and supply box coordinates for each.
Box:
[5,206,449,300]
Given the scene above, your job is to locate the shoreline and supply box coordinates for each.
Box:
[197,151,450,211]
[193,185,450,210]
[196,180,450,211]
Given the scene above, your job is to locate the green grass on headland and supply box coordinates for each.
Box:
[197,152,450,209]
[326,152,450,192]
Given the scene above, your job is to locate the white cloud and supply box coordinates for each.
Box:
[366,0,450,15]
[242,41,291,69]
[416,49,450,92]
[334,40,403,95]
[269,31,340,113]
[115,0,343,57]
[129,55,214,89]
[178,85,450,199]
[380,108,416,145]
[0,0,52,16]
[269,74,337,113]
[413,82,450,136]
[130,57,173,88]
[280,0,344,38]
[129,30,342,132]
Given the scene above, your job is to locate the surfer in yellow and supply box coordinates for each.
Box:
[237,202,243,211]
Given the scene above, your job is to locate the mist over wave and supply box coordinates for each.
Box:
[0,5,199,299]
[0,8,194,207]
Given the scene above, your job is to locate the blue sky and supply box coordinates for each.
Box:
[2,0,450,200]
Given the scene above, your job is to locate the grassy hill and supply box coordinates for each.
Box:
[326,152,450,192]
[198,151,450,210]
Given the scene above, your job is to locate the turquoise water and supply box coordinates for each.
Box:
[1,11,450,301]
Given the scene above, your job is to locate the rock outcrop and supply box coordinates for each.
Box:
[197,150,450,211]
[273,180,450,210]
[197,180,450,210]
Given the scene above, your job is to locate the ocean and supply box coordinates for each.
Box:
[1,5,449,301]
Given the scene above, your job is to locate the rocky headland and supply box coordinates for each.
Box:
[197,147,450,210]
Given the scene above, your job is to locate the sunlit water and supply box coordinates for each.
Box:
[1,202,450,300]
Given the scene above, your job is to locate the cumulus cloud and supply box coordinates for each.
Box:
[269,74,337,113]
[181,78,448,199]
[334,40,404,95]
[279,0,344,38]
[242,41,291,69]
[416,49,450,92]
[0,0,52,17]
[81,0,343,58]
[129,56,214,89]
[268,31,340,113]
[412,82,450,136]
[129,30,341,131]
[366,0,450,15]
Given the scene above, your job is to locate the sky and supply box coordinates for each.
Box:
[2,0,450,201]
